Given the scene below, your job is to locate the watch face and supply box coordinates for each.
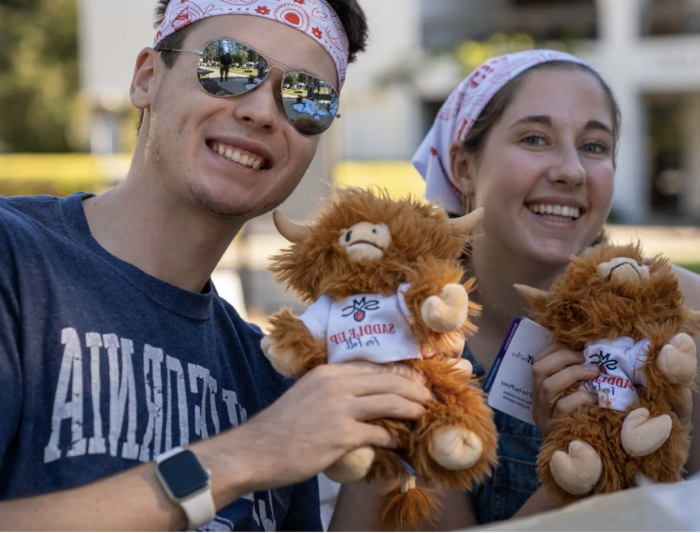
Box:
[157,450,209,499]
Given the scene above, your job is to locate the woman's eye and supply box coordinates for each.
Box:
[581,141,608,154]
[522,134,546,146]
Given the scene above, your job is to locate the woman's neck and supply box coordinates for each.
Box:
[466,239,566,371]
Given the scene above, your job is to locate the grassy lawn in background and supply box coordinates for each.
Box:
[677,263,700,275]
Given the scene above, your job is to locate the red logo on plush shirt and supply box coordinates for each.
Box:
[342,298,379,322]
[589,351,619,374]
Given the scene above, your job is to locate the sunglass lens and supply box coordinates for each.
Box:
[197,40,269,96]
[196,40,339,136]
[282,72,339,135]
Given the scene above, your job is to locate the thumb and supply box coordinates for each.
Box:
[450,358,473,379]
[670,386,693,423]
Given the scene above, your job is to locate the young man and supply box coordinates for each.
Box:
[0,1,433,530]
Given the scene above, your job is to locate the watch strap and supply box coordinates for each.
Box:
[155,446,183,463]
[181,487,217,530]
[155,447,216,530]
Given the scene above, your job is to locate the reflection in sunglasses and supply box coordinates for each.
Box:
[168,38,340,136]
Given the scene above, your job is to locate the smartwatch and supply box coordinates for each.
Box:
[155,447,216,530]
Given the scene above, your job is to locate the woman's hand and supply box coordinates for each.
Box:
[531,344,600,438]
[671,386,694,423]
[637,384,693,423]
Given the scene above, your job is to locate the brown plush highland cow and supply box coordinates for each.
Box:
[261,188,498,529]
[516,242,700,504]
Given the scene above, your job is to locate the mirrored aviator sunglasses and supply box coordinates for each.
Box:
[160,38,340,136]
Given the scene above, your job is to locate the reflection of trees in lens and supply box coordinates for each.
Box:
[285,73,299,87]
[232,49,248,65]
[202,45,215,64]
[214,41,225,57]
[297,73,309,84]
[248,49,260,64]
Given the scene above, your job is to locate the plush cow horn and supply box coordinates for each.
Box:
[272,210,311,243]
[513,284,550,303]
[688,309,700,325]
[448,207,484,234]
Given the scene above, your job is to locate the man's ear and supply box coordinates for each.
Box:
[130,47,160,110]
[448,139,476,198]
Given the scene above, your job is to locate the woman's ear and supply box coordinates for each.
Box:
[130,47,160,110]
[448,139,476,198]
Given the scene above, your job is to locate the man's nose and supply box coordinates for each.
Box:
[231,69,283,133]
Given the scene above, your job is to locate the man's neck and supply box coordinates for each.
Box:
[83,164,243,294]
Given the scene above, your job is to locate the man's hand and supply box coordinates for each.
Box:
[531,344,599,438]
[229,361,431,493]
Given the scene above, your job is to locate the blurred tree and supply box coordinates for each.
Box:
[232,49,248,66]
[0,0,80,153]
[247,49,260,64]
[285,72,299,87]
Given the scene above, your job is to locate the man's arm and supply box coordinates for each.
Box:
[0,362,431,531]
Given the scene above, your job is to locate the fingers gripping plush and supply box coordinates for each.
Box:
[261,189,497,529]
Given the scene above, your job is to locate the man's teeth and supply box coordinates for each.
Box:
[528,204,581,219]
[211,142,264,170]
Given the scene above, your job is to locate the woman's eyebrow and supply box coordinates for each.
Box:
[510,115,613,135]
[585,119,613,135]
[510,115,551,128]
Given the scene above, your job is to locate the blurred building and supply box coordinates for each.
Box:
[342,0,700,225]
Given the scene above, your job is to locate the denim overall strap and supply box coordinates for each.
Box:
[461,343,543,524]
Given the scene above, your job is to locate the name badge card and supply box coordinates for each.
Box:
[483,317,552,425]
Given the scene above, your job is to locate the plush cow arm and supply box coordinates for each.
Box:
[262,299,330,378]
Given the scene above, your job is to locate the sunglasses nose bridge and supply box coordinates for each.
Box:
[255,65,285,94]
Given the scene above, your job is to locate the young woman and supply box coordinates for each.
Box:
[330,49,700,530]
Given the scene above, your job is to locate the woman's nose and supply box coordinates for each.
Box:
[548,144,586,187]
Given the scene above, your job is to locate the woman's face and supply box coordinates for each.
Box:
[458,68,615,267]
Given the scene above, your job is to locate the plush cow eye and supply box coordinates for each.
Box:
[372,228,377,234]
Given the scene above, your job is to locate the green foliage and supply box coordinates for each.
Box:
[0,0,80,153]
[232,49,248,66]
[454,33,576,74]
[677,263,700,275]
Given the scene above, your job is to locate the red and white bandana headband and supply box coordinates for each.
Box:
[411,49,597,215]
[153,0,350,91]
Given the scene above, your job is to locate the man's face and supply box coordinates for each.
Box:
[141,15,337,220]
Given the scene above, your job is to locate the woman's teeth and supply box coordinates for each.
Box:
[528,203,581,220]
[209,141,265,170]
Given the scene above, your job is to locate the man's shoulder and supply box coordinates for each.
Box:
[0,194,66,249]
[0,193,89,277]
[0,194,69,235]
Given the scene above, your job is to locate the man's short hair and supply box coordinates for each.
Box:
[137,0,369,132]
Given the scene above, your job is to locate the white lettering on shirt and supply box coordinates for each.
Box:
[43,328,251,469]
[44,328,87,463]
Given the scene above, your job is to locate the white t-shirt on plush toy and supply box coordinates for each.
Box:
[580,336,650,411]
[299,283,422,364]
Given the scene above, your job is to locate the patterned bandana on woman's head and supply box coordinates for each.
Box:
[153,0,350,91]
[412,49,598,215]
